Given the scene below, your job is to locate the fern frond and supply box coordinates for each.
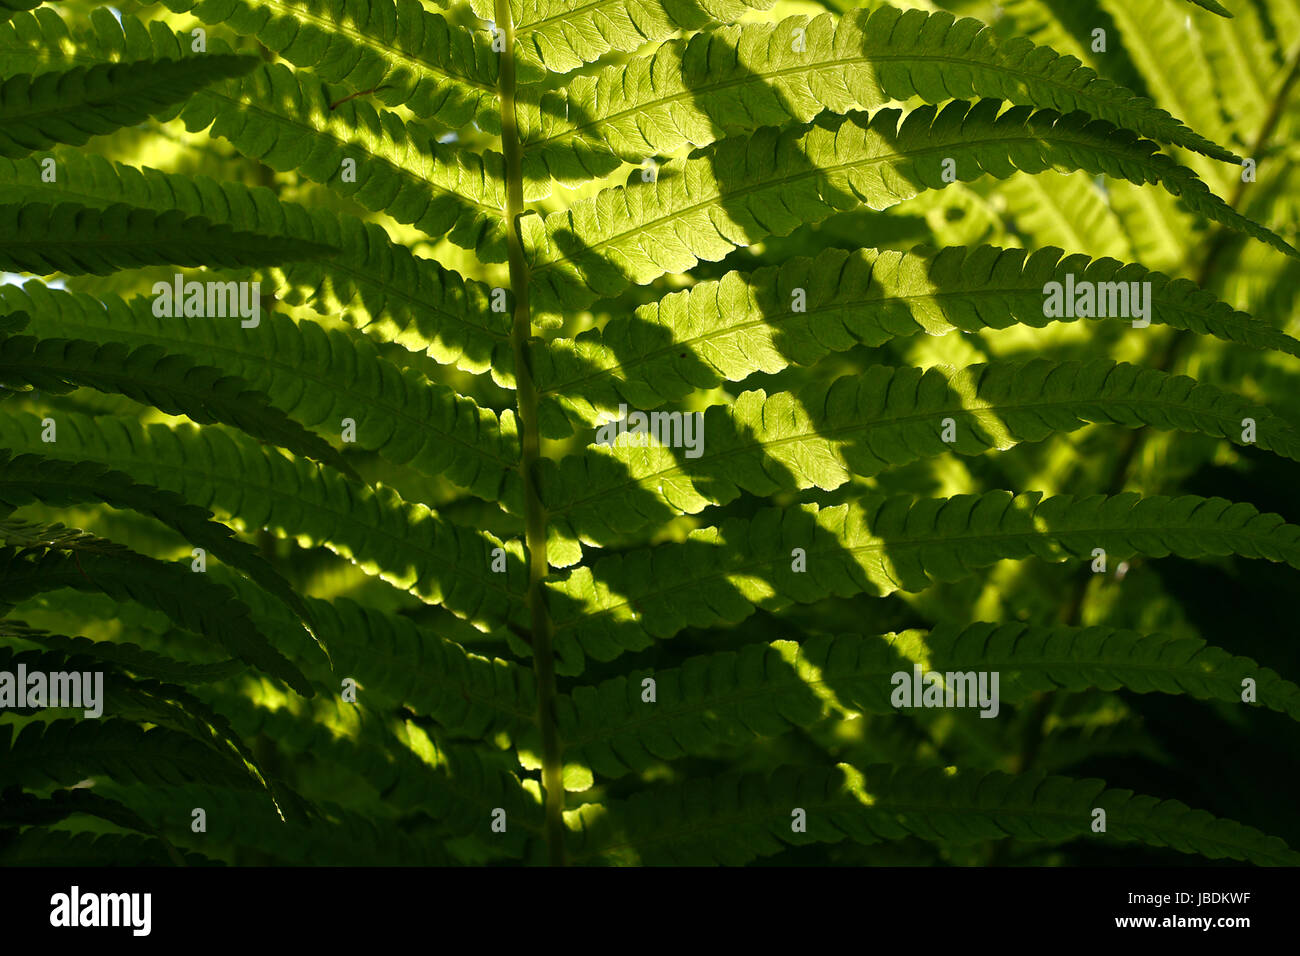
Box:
[492,0,777,76]
[0,829,217,866]
[212,573,537,741]
[0,317,357,478]
[180,62,509,258]
[148,0,501,130]
[995,171,1134,259]
[525,101,1295,314]
[0,412,528,631]
[535,245,1300,433]
[0,788,157,839]
[543,359,1300,548]
[0,644,270,792]
[2,286,516,502]
[0,6,189,75]
[0,155,514,379]
[300,597,537,740]
[206,693,544,851]
[520,7,1239,188]
[0,201,334,275]
[95,782,458,864]
[546,492,1300,672]
[565,763,1299,865]
[0,619,244,683]
[0,545,312,694]
[0,450,324,643]
[553,622,1298,780]
[0,719,263,791]
[0,54,258,157]
[1099,0,1229,189]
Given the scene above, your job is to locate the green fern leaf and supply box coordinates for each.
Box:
[0,316,358,479]
[0,202,335,275]
[546,492,1300,673]
[535,245,1300,433]
[0,544,312,694]
[0,54,259,157]
[520,7,1239,189]
[0,619,245,683]
[552,622,1299,780]
[149,0,501,130]
[0,450,326,645]
[495,0,777,76]
[0,412,528,631]
[525,101,1296,314]
[544,359,1300,548]
[179,62,510,259]
[566,763,1299,865]
[0,788,158,840]
[0,155,514,379]
[0,829,217,866]
[0,718,264,791]
[2,286,515,501]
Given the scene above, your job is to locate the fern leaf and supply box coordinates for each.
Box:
[0,7,181,76]
[494,0,777,76]
[212,571,537,742]
[0,318,357,479]
[535,245,1300,433]
[0,0,42,22]
[179,62,509,258]
[0,788,157,839]
[0,545,312,695]
[546,492,1300,673]
[299,597,537,740]
[96,782,459,864]
[0,619,244,683]
[206,694,544,852]
[0,719,264,791]
[520,7,1239,188]
[0,829,217,866]
[0,54,259,157]
[565,763,1299,864]
[148,0,501,130]
[2,286,517,502]
[0,412,528,631]
[0,201,335,275]
[0,644,271,793]
[994,171,1135,259]
[0,450,325,645]
[0,154,514,379]
[543,359,1300,547]
[553,623,1300,779]
[525,101,1296,314]
[1099,0,1230,190]
[1181,0,1232,19]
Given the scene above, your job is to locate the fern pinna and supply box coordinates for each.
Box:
[0,0,1298,868]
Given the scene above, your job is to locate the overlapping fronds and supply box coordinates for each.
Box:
[2,0,1296,870]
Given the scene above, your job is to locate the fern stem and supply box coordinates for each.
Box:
[494,0,567,866]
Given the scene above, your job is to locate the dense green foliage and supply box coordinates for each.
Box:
[1,0,1299,866]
